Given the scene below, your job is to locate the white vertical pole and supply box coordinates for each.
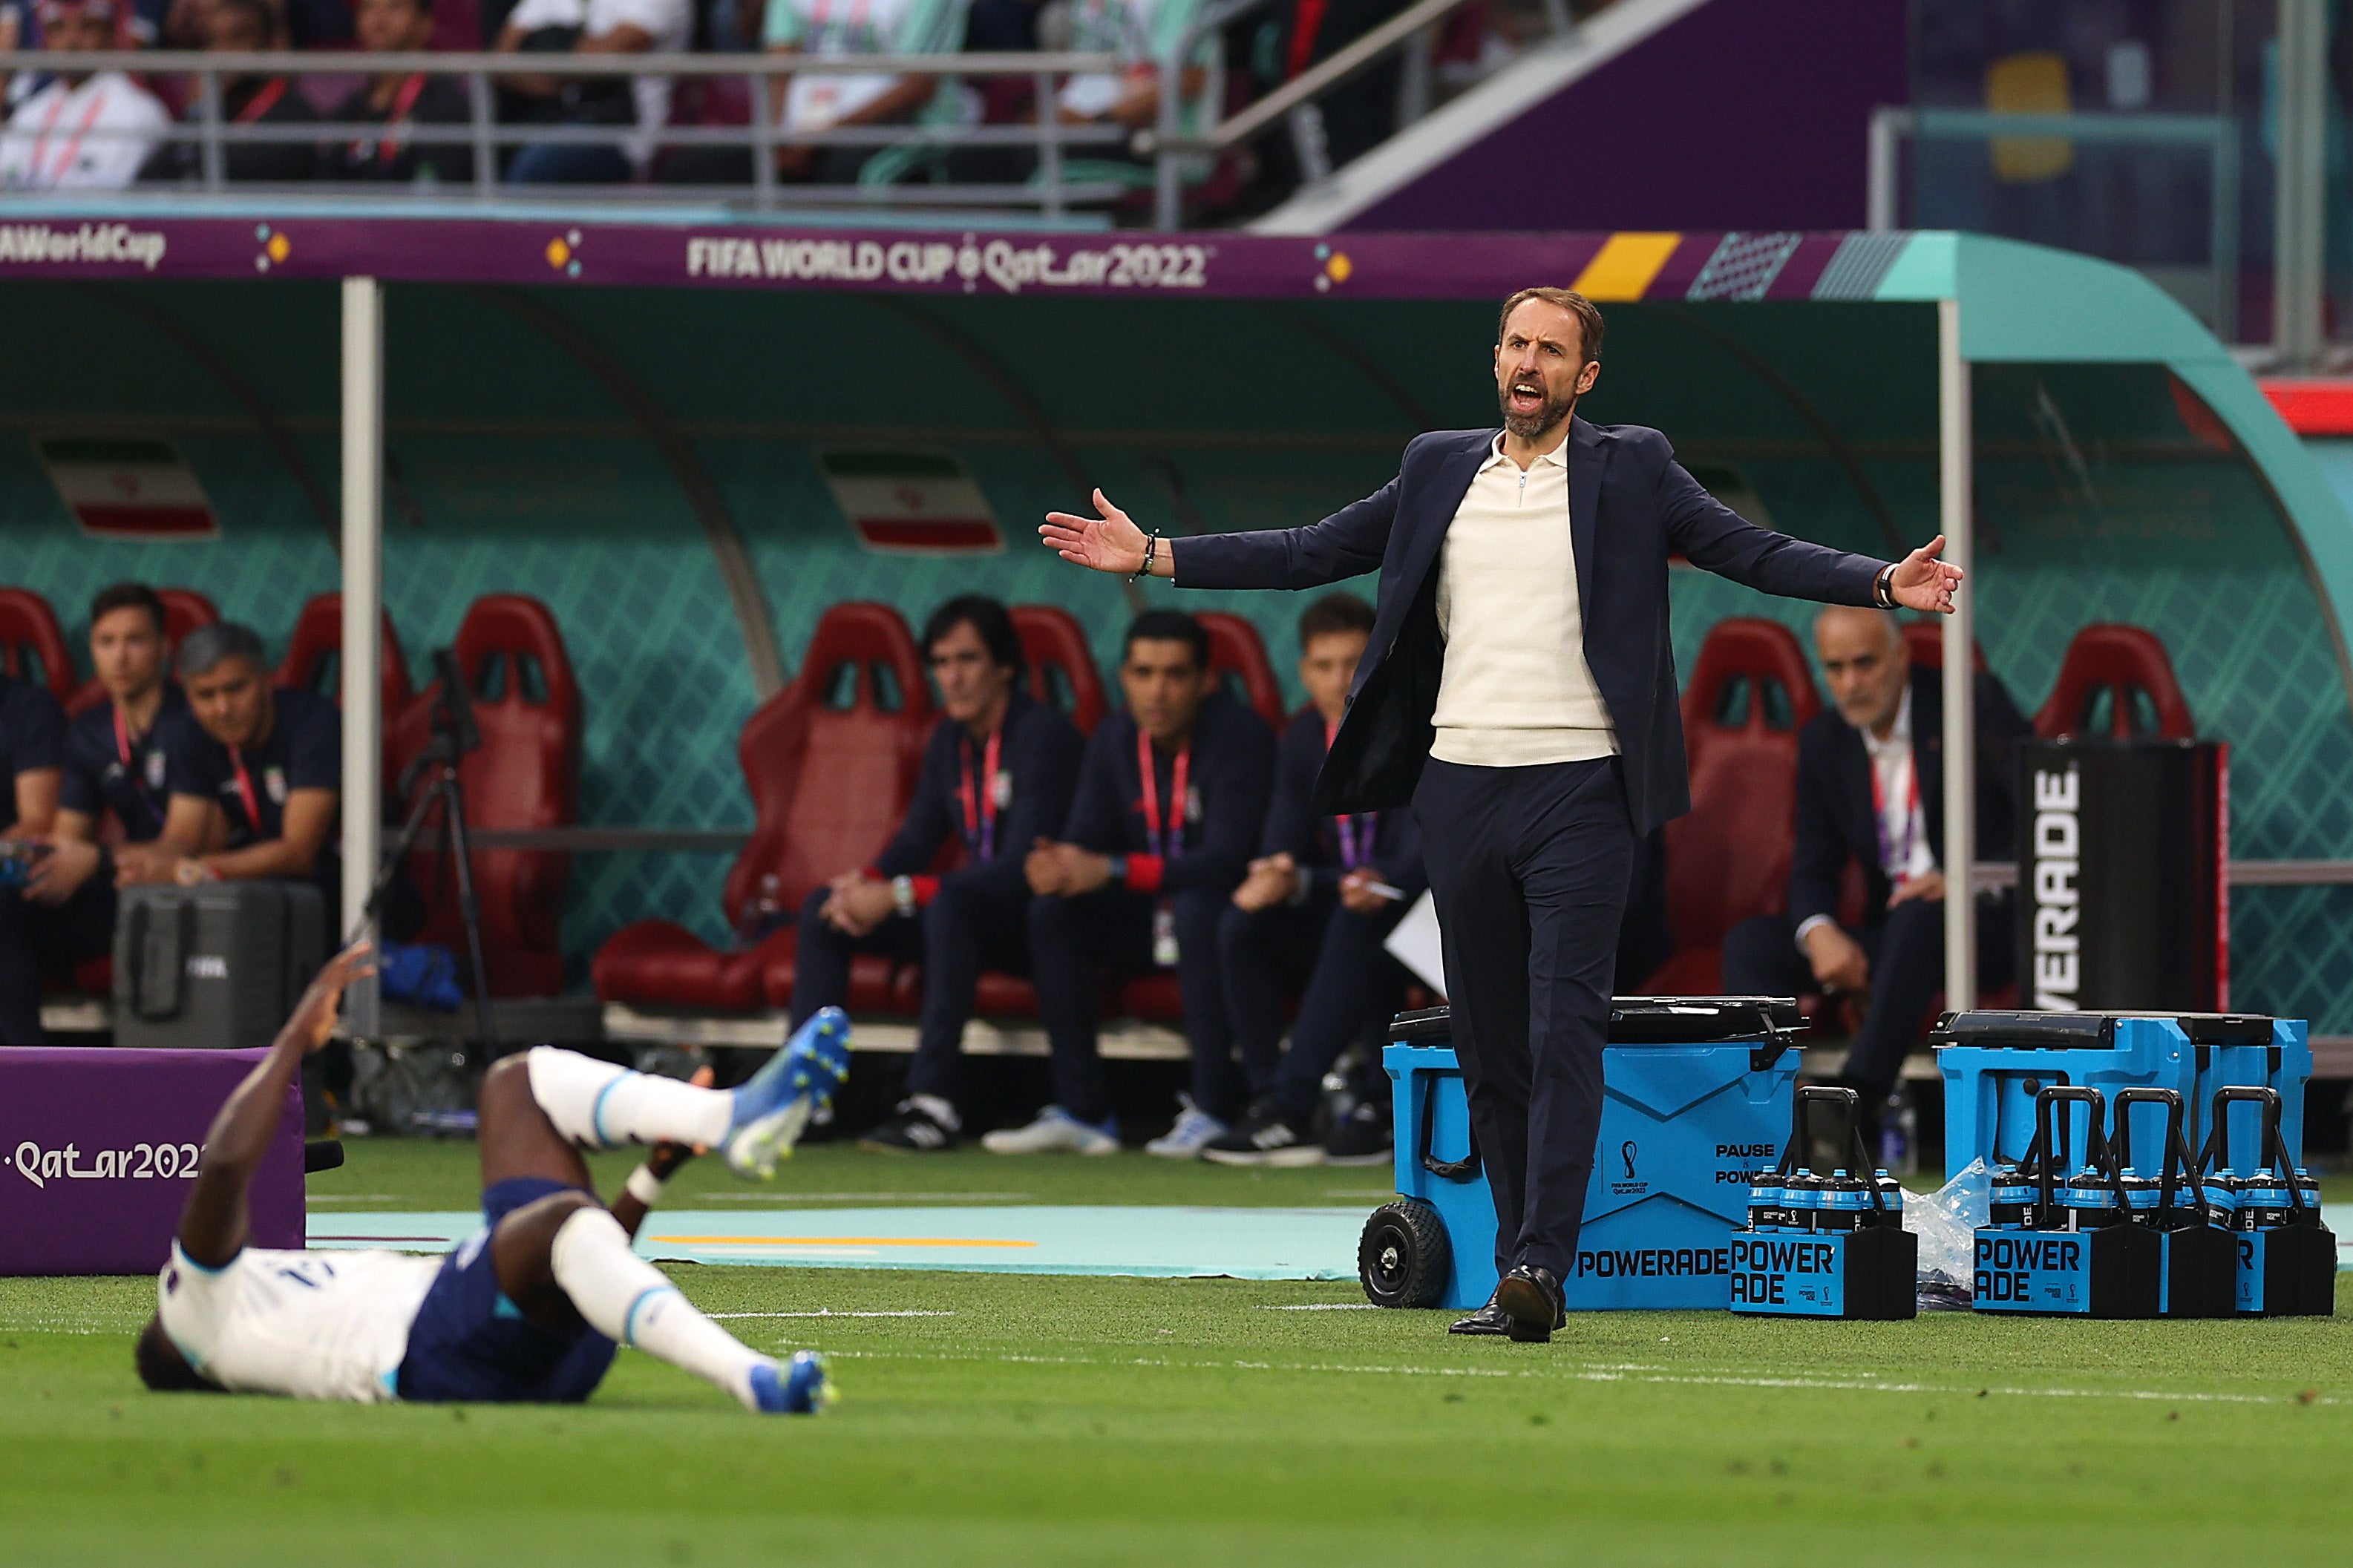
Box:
[1938,298,1977,1012]
[2274,0,2327,367]
[341,275,384,1035]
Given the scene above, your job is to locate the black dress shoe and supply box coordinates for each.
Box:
[1494,1265,1566,1342]
[1448,1293,1513,1336]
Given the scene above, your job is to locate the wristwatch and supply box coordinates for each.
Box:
[1105,856,1128,886]
[890,875,917,917]
[1873,562,1898,609]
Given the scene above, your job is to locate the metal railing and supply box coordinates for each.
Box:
[1868,105,2241,342]
[0,48,1136,217]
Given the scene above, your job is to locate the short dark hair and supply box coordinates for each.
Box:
[207,0,277,38]
[1297,592,1374,646]
[177,621,266,679]
[1496,287,1606,366]
[922,594,1023,677]
[135,1315,214,1392]
[89,582,166,636]
[1123,608,1209,671]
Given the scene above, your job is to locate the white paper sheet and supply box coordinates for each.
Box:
[1382,890,1447,997]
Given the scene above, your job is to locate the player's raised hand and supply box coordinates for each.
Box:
[284,942,376,1054]
[1890,535,1965,614]
[1041,490,1152,576]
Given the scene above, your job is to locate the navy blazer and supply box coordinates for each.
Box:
[1787,665,2032,931]
[1174,420,1888,836]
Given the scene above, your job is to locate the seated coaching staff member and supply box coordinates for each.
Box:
[997,610,1275,1158]
[1721,606,2028,1123]
[0,584,189,1043]
[1041,287,1960,1339]
[120,623,341,909]
[0,652,67,1043]
[780,596,1082,1151]
[1206,591,1423,1167]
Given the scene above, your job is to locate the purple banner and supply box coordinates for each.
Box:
[0,1048,303,1276]
[0,214,1828,301]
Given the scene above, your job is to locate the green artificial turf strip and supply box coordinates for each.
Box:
[6,1261,2353,1564]
[305,1135,1397,1213]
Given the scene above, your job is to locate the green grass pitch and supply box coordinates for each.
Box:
[4,1140,2351,1565]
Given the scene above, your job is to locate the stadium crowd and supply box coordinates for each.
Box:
[0,0,1603,210]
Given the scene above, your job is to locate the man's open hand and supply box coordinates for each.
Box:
[1041,491,1152,577]
[1890,535,1964,614]
[284,942,376,1054]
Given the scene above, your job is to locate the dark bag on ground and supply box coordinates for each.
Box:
[113,882,328,1051]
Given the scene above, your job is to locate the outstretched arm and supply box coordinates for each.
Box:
[177,944,373,1267]
[1041,479,1398,591]
[1661,459,1962,614]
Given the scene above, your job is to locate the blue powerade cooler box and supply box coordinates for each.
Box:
[1935,1011,2310,1183]
[1358,999,1799,1313]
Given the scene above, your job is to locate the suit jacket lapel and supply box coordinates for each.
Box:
[1568,416,1605,614]
[1395,430,1493,600]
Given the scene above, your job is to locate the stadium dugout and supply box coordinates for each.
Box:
[5,211,2353,1068]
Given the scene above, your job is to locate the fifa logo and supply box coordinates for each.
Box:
[1621,1141,1638,1180]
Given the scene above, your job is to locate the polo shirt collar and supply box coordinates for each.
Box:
[1479,432,1572,473]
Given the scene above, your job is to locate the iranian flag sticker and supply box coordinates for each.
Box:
[819,450,1001,554]
[37,436,217,539]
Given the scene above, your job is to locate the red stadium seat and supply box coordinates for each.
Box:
[1197,611,1286,729]
[1645,619,1824,995]
[1010,604,1107,734]
[0,588,75,703]
[158,588,218,646]
[595,603,932,1015]
[2035,624,2194,740]
[1899,620,1988,671]
[276,592,416,718]
[388,595,580,998]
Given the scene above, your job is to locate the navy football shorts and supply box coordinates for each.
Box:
[395,1176,618,1404]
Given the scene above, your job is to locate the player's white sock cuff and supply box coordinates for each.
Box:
[549,1207,769,1411]
[526,1046,735,1151]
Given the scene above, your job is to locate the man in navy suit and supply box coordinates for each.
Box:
[1721,606,2028,1128]
[1041,287,1964,1341]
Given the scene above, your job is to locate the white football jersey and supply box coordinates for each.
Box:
[156,1241,441,1403]
[0,71,168,191]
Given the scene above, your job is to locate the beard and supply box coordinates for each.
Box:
[1499,384,1578,439]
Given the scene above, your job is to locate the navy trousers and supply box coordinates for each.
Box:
[0,880,115,1046]
[790,873,1033,1113]
[1217,892,1407,1120]
[1413,757,1637,1282]
[1029,885,1234,1125]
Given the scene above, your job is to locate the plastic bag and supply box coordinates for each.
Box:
[1905,1157,1991,1309]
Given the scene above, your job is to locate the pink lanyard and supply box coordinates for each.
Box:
[113,703,159,816]
[1870,745,1920,877]
[1325,718,1372,868]
[227,746,261,833]
[958,729,1001,860]
[30,87,106,186]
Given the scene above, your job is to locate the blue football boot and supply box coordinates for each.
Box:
[748,1351,837,1415]
[724,1007,852,1178]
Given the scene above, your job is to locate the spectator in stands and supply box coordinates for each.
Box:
[753,0,972,187]
[143,0,320,184]
[1205,591,1421,1167]
[118,622,341,913]
[998,609,1274,1157]
[778,596,1084,1152]
[321,0,477,184]
[0,0,170,191]
[1237,0,1407,212]
[1048,0,1215,192]
[1719,607,2028,1133]
[0,649,67,1044]
[0,584,189,1046]
[495,0,691,184]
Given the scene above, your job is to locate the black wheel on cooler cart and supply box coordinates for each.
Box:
[1359,1199,1450,1308]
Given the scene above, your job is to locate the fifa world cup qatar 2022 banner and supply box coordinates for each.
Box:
[0,1049,302,1276]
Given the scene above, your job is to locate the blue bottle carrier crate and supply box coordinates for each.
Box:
[1728,1086,1917,1320]
[2198,1086,2337,1316]
[1358,997,1799,1313]
[1935,1010,2310,1184]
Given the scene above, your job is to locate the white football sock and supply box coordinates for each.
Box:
[549,1207,770,1411]
[526,1046,735,1152]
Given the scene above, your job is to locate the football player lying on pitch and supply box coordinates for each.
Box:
[134,943,853,1414]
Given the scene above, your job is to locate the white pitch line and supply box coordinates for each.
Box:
[687,1192,1032,1203]
[710,1310,955,1319]
[1260,1303,1381,1311]
[807,1346,2344,1406]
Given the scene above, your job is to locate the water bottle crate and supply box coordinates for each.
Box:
[1730,1086,1916,1321]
